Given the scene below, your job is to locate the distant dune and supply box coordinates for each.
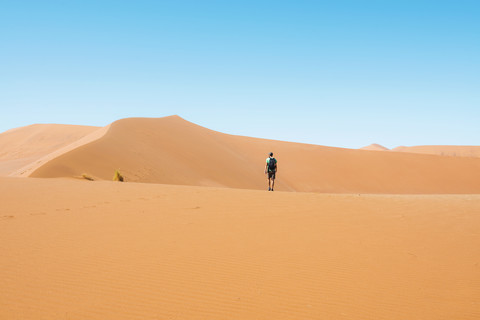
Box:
[393,145,480,158]
[24,116,480,194]
[359,143,389,151]
[0,124,99,176]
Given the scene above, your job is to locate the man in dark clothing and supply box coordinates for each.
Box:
[264,152,277,191]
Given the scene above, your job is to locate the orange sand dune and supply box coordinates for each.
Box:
[393,145,480,158]
[30,116,480,194]
[359,143,389,151]
[0,123,99,176]
[1,177,479,320]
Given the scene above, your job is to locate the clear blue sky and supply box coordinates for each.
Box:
[1,0,479,148]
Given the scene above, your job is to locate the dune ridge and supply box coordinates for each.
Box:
[0,123,99,176]
[10,125,110,178]
[28,116,480,194]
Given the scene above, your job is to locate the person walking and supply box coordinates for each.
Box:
[265,152,277,191]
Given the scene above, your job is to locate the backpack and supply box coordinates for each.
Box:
[268,157,277,171]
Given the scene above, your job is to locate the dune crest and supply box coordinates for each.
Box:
[28,116,480,194]
[359,143,389,151]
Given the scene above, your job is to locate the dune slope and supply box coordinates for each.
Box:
[0,123,99,176]
[1,177,479,320]
[29,116,480,193]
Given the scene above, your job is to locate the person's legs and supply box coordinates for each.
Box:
[267,172,275,191]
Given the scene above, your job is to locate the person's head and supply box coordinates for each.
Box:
[269,152,273,157]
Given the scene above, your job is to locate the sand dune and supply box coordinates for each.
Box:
[393,145,480,158]
[29,116,480,194]
[3,118,480,319]
[359,143,389,151]
[10,125,110,178]
[0,123,99,176]
[1,177,479,320]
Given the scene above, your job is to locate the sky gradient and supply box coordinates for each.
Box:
[1,0,479,148]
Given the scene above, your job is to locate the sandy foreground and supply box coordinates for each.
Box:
[1,177,479,320]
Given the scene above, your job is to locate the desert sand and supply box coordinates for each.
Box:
[1,177,479,320]
[1,116,480,319]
